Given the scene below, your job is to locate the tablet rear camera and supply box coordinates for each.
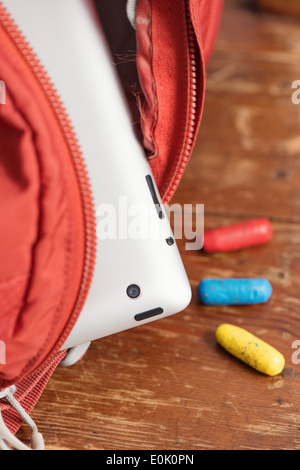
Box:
[126,284,141,299]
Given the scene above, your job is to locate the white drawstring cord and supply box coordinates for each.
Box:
[0,386,44,450]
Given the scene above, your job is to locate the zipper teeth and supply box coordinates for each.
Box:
[0,8,97,357]
[164,2,198,204]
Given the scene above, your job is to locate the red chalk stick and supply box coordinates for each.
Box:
[203,218,273,253]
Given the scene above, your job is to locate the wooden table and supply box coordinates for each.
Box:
[21,0,300,450]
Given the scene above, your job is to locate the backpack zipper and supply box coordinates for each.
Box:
[163,0,200,204]
[0,6,97,364]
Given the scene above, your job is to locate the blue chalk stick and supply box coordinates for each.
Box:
[197,279,272,306]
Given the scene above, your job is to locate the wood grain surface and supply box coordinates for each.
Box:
[18,0,300,450]
[257,0,300,19]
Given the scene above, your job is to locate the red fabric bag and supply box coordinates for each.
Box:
[0,0,223,449]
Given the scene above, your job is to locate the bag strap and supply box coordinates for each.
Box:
[0,351,66,450]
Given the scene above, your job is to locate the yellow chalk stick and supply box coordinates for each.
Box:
[216,324,285,376]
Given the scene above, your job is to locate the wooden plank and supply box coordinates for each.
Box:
[258,0,300,19]
[173,6,300,222]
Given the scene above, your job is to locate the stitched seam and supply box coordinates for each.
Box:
[148,0,158,156]
[159,1,191,199]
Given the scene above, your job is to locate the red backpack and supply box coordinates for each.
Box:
[0,0,223,449]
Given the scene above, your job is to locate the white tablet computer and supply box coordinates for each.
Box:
[4,0,192,350]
